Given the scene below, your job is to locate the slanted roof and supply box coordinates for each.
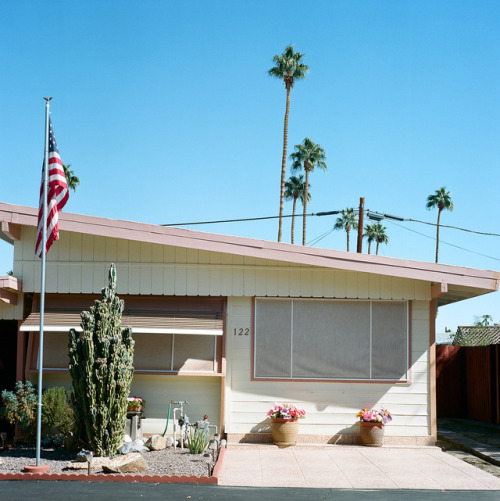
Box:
[0,201,498,306]
[452,326,500,346]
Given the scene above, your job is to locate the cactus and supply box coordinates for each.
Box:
[68,264,134,456]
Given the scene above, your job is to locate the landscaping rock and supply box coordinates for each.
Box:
[123,434,132,443]
[75,451,89,462]
[145,434,167,451]
[166,437,174,448]
[65,457,110,470]
[118,440,149,454]
[102,453,148,473]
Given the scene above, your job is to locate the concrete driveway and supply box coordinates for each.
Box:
[218,444,500,490]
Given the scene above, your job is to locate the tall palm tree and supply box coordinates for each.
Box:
[334,208,358,252]
[63,164,80,192]
[290,138,326,245]
[268,45,309,243]
[373,223,389,255]
[284,175,310,244]
[364,223,377,254]
[426,187,454,263]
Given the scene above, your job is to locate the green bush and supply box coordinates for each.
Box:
[41,387,75,435]
[0,381,37,440]
[187,427,209,454]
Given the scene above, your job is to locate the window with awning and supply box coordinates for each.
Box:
[22,311,223,374]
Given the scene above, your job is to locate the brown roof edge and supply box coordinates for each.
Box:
[1,202,498,294]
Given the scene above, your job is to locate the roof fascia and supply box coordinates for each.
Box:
[1,202,498,294]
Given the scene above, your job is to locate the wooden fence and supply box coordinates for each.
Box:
[436,344,500,424]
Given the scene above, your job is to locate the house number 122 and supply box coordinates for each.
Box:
[233,328,249,336]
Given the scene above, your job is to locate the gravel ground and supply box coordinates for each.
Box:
[0,445,215,477]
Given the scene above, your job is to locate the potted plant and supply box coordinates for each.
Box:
[356,408,392,446]
[127,396,145,413]
[267,403,306,446]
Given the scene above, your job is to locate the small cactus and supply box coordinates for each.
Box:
[68,264,134,456]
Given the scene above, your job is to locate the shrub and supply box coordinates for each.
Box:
[68,264,135,456]
[0,381,37,440]
[41,387,75,435]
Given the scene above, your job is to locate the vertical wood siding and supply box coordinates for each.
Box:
[16,228,431,301]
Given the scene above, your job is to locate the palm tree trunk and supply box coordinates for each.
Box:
[278,83,291,242]
[302,167,309,245]
[376,241,380,255]
[368,241,371,254]
[346,228,350,252]
[291,197,297,244]
[435,208,442,263]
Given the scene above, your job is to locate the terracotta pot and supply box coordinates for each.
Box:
[127,405,143,413]
[270,417,299,446]
[360,421,384,446]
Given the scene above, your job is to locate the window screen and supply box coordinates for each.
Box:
[371,302,408,379]
[173,335,215,372]
[292,301,370,379]
[42,332,69,369]
[133,333,173,371]
[254,299,408,381]
[254,299,292,378]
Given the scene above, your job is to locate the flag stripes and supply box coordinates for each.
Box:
[35,119,69,257]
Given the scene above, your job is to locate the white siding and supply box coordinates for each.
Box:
[15,228,432,301]
[33,373,221,436]
[225,297,430,438]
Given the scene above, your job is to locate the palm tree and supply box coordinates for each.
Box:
[364,224,377,254]
[268,45,309,243]
[334,208,358,252]
[290,138,326,245]
[474,314,493,326]
[284,175,310,244]
[373,223,389,255]
[63,164,80,192]
[426,187,454,263]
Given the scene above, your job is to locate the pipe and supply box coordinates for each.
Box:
[161,403,171,437]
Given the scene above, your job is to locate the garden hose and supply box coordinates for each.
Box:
[161,403,171,437]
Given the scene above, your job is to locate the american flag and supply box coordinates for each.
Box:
[35,119,69,257]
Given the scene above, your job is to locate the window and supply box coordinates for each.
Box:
[33,332,219,374]
[254,298,408,381]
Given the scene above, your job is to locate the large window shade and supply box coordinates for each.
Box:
[254,300,292,378]
[254,299,408,381]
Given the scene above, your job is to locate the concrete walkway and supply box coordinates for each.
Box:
[218,444,500,490]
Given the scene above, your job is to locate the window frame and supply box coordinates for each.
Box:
[252,297,411,384]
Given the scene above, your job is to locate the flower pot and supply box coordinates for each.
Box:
[360,421,384,446]
[127,405,142,413]
[270,417,299,446]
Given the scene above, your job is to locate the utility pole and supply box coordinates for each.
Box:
[356,197,364,253]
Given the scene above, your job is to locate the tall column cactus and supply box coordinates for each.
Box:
[68,264,134,456]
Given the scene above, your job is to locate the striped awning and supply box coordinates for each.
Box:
[20,312,223,336]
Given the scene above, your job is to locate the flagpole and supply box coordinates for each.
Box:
[36,97,51,468]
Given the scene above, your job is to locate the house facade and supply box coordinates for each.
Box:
[1,202,498,444]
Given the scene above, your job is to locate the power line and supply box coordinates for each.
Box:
[160,210,340,227]
[161,209,500,238]
[385,219,500,263]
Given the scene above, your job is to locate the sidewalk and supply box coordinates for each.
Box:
[218,443,500,490]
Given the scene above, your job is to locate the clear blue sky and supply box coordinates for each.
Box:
[1,0,499,336]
